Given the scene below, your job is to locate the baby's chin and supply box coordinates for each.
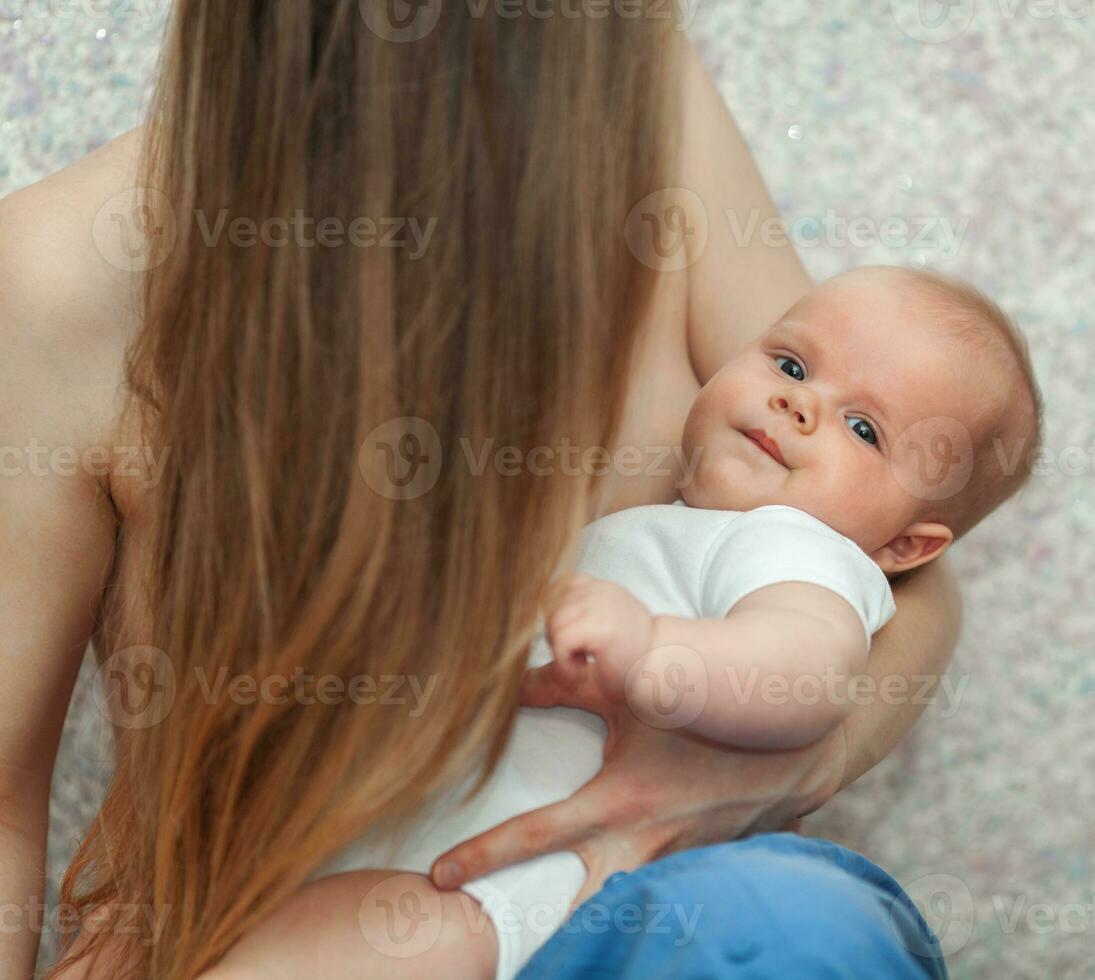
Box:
[677,469,769,513]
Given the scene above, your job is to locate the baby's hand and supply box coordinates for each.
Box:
[545,574,654,698]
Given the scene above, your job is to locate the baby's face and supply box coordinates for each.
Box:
[681,267,990,554]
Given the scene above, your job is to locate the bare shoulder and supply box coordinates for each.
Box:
[0,126,146,479]
[676,35,812,383]
[195,870,497,980]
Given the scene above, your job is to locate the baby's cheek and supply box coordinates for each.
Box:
[801,467,884,543]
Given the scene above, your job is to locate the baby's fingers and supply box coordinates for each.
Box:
[550,621,602,680]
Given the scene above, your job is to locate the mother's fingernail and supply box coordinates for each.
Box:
[434,860,463,888]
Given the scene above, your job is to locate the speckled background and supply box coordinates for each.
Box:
[3,2,1092,978]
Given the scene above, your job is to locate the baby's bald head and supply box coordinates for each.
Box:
[856,265,1043,539]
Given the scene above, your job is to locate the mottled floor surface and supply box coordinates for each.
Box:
[3,2,1092,978]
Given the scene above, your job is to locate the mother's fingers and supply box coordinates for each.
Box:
[520,662,609,711]
[519,665,622,757]
[429,788,608,890]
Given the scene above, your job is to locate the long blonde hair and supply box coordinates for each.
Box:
[51,2,680,976]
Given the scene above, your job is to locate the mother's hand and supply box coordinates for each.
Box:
[429,662,847,909]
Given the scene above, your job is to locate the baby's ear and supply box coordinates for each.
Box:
[869,522,953,575]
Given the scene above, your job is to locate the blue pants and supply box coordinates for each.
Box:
[517,832,947,979]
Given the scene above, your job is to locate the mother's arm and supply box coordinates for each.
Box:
[840,558,962,787]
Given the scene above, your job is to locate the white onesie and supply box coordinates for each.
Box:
[304,500,896,980]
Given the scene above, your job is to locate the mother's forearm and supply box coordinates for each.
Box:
[838,555,962,790]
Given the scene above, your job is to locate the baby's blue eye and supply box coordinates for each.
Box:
[775,356,805,381]
[847,417,878,445]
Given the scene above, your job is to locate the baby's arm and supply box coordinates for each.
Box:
[644,583,868,749]
[547,577,867,750]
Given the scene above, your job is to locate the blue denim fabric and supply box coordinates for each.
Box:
[517,832,947,979]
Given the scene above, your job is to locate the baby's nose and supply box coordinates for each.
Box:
[769,388,819,434]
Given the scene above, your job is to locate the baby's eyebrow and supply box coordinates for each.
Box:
[765,318,810,344]
[771,318,810,335]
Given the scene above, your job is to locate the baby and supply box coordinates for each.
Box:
[310,264,1042,980]
[541,263,1043,751]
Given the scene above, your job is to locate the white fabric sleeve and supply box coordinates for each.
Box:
[697,505,897,649]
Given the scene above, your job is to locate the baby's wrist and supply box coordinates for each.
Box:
[649,613,685,651]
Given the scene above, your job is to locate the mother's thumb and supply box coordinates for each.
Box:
[519,665,564,708]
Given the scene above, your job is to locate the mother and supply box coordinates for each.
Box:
[0,2,959,977]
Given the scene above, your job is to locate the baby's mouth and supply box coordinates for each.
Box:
[741,429,789,468]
